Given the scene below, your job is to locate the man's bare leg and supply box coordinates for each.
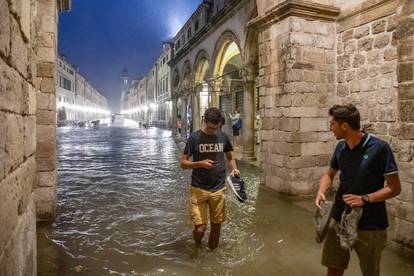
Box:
[327,268,344,276]
[208,223,221,250]
[193,224,207,246]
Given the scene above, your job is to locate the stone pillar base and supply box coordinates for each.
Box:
[242,150,257,161]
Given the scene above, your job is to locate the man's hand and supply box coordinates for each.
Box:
[315,191,326,209]
[231,168,240,177]
[199,159,216,169]
[342,194,364,207]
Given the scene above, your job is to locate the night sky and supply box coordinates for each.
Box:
[58,0,201,112]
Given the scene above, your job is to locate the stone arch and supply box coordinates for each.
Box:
[244,28,259,75]
[193,49,211,83]
[181,60,192,91]
[211,30,243,79]
[193,50,212,130]
[209,30,244,139]
[172,68,180,91]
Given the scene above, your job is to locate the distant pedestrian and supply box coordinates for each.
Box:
[315,104,401,276]
[229,108,241,148]
[176,118,182,135]
[180,107,239,250]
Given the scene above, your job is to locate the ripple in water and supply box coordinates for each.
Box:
[40,126,262,275]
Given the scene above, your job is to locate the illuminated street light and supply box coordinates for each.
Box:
[57,102,110,115]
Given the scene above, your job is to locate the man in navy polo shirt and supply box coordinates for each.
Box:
[315,104,401,276]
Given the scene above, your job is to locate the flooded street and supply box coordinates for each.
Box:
[38,126,414,276]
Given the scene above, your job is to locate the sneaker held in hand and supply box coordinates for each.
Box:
[226,175,247,203]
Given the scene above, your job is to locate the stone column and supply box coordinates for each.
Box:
[193,90,201,131]
[34,0,59,220]
[249,1,339,194]
[242,78,256,161]
[393,0,414,248]
[180,97,187,138]
[171,96,177,135]
[209,81,219,108]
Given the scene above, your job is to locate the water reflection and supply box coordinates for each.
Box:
[37,126,414,276]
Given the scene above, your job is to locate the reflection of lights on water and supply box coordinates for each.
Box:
[121,103,161,115]
[123,119,139,128]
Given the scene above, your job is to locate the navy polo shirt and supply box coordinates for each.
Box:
[330,132,398,230]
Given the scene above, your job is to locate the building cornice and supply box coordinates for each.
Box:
[247,0,339,30]
[336,0,398,32]
[170,0,244,67]
[57,0,71,12]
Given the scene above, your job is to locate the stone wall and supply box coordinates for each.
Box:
[0,0,37,274]
[256,0,414,249]
[1,0,60,274]
[336,0,414,249]
[393,0,414,249]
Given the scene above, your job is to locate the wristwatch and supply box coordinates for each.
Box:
[361,194,370,205]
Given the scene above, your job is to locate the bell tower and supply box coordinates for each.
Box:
[121,67,129,111]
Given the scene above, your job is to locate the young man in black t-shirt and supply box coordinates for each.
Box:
[180,107,240,250]
[315,104,401,276]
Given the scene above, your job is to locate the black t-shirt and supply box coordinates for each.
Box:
[330,132,398,230]
[183,130,233,191]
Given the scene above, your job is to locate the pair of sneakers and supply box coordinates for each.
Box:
[226,175,247,203]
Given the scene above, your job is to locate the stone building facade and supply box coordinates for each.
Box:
[170,0,259,159]
[166,0,414,249]
[57,55,109,122]
[253,0,414,248]
[122,43,173,128]
[154,43,173,128]
[121,64,163,126]
[0,0,70,274]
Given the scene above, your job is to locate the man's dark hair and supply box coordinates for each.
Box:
[329,104,360,130]
[204,107,223,125]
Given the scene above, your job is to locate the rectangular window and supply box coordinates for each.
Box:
[195,20,199,31]
[63,78,71,91]
[166,77,169,92]
[187,28,192,39]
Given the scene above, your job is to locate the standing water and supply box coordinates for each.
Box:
[38,126,414,275]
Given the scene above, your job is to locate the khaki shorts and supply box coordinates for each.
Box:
[189,186,226,225]
[322,221,387,276]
